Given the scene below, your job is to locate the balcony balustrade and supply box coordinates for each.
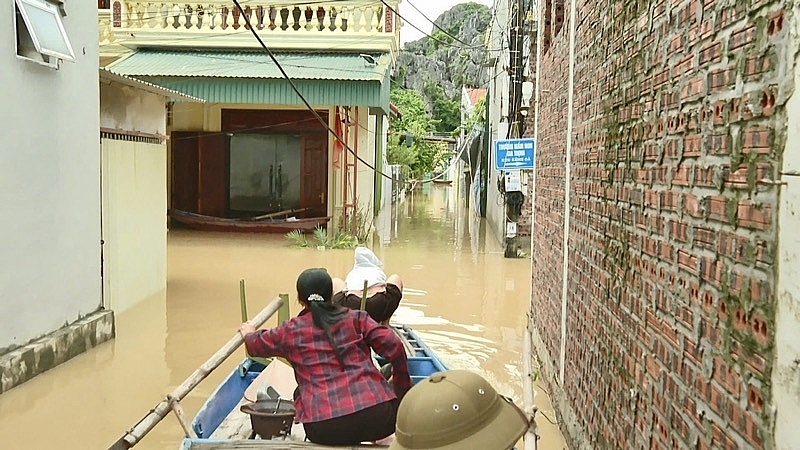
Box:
[99,1,400,55]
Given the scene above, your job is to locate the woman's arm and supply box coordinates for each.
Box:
[239,321,285,358]
[360,314,411,389]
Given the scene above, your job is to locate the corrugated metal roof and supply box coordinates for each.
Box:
[108,50,391,81]
[139,76,389,112]
[99,68,204,102]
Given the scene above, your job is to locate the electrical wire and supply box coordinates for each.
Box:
[104,0,501,54]
[105,1,500,176]
[231,0,393,180]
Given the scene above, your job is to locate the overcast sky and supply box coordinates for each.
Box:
[398,0,495,44]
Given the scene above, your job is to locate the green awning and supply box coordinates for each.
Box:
[107,50,391,112]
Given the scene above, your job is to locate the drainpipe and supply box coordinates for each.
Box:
[559,0,578,385]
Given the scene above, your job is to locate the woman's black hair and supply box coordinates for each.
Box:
[296,268,348,369]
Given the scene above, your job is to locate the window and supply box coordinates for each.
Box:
[15,0,75,66]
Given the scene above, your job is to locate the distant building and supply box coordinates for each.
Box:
[99,1,402,236]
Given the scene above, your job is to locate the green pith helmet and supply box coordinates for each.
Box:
[390,370,530,450]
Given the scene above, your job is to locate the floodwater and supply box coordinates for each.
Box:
[0,184,566,450]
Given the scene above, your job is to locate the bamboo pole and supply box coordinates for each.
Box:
[167,394,194,438]
[239,280,248,322]
[108,296,285,450]
[523,317,539,450]
[359,279,368,311]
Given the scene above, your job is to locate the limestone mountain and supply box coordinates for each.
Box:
[395,2,491,132]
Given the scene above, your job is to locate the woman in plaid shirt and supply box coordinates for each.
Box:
[239,267,412,445]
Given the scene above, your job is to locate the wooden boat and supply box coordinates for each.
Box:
[180,325,447,449]
[169,209,331,233]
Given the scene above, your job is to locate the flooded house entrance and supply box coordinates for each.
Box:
[170,109,329,219]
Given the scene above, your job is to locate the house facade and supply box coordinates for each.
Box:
[99,1,401,235]
[0,0,113,394]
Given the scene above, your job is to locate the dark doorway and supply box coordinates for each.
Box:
[169,109,330,220]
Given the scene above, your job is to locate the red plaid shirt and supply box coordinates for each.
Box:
[244,308,411,423]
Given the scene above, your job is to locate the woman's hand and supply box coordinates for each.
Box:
[239,322,256,339]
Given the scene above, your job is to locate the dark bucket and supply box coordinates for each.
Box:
[240,399,296,439]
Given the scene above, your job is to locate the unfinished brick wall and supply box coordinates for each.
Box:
[530,0,791,448]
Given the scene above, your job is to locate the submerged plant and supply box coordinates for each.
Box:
[330,231,358,249]
[284,229,308,247]
[312,227,331,247]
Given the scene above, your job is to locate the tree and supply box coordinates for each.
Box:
[387,87,449,180]
[423,81,460,133]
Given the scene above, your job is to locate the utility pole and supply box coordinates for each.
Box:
[503,0,526,258]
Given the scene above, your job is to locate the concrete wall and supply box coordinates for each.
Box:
[101,139,168,313]
[0,2,101,351]
[529,0,796,448]
[355,107,378,217]
[486,0,511,245]
[100,83,168,313]
[773,6,800,446]
[100,82,166,136]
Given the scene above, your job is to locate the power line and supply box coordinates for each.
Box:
[231,0,393,181]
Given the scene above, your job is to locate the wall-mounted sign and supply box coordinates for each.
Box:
[494,138,535,170]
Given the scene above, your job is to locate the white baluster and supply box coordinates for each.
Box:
[224,7,233,30]
[135,3,144,27]
[297,9,308,31]
[322,5,331,32]
[337,6,347,32]
[170,4,181,29]
[370,5,379,31]
[141,3,151,28]
[189,5,199,30]
[208,5,218,30]
[178,4,187,28]
[124,3,134,27]
[357,7,366,33]
[372,5,386,31]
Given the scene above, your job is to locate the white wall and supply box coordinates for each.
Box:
[0,2,101,349]
[100,77,169,313]
[773,23,800,446]
[485,0,511,244]
[101,140,167,313]
[356,109,378,214]
[100,82,166,136]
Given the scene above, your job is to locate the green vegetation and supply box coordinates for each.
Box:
[423,81,461,133]
[284,227,358,249]
[387,87,450,180]
[464,97,486,134]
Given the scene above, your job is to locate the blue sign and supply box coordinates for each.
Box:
[494,138,535,170]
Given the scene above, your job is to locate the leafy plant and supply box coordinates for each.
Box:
[387,87,449,181]
[331,231,358,249]
[284,229,309,247]
[312,227,331,247]
[286,226,358,250]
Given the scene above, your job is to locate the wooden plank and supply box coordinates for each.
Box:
[391,327,416,357]
[211,397,253,440]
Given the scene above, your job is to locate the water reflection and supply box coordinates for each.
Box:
[0,184,565,450]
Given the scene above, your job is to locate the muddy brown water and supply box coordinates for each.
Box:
[0,185,566,449]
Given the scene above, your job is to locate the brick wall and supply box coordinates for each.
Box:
[529,0,791,448]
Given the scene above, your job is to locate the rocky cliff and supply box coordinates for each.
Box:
[395,3,491,116]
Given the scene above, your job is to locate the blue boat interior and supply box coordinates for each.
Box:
[190,326,446,440]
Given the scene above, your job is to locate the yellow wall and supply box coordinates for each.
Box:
[101,139,168,312]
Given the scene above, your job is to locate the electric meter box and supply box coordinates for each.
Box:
[504,170,522,192]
